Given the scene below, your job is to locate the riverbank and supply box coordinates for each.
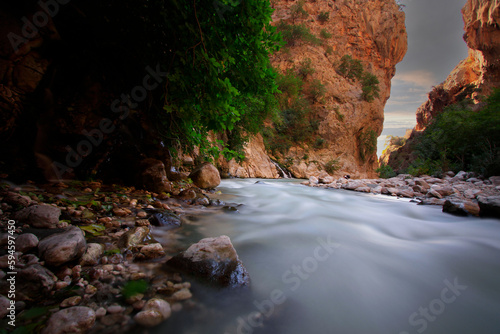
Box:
[0,179,234,333]
[304,171,500,218]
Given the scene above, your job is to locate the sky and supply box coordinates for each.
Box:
[378,0,469,156]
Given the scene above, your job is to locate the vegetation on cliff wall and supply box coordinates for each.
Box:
[388,89,500,177]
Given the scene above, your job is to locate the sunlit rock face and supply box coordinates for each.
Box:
[230,0,407,179]
[383,0,500,171]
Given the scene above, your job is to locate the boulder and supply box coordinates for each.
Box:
[42,306,96,334]
[38,226,87,266]
[148,211,181,228]
[16,233,39,253]
[15,264,57,300]
[166,235,250,288]
[138,158,172,194]
[478,196,500,218]
[80,243,104,266]
[308,176,319,185]
[443,200,472,216]
[14,204,61,228]
[489,176,500,186]
[2,191,32,207]
[189,163,221,189]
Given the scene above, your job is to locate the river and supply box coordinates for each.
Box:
[154,178,500,334]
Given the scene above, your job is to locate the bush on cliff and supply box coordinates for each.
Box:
[408,89,500,176]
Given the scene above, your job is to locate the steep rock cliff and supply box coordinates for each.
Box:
[230,0,407,179]
[383,0,500,171]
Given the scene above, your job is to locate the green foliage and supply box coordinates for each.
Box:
[79,224,106,237]
[318,11,330,24]
[122,280,149,299]
[334,107,345,122]
[386,135,406,148]
[276,69,303,98]
[361,72,380,102]
[408,89,500,176]
[314,137,325,148]
[376,164,397,178]
[337,55,364,80]
[359,128,378,162]
[277,22,321,47]
[325,159,341,174]
[307,79,327,102]
[320,28,332,39]
[146,0,283,161]
[297,58,315,79]
[325,46,334,55]
[291,0,308,21]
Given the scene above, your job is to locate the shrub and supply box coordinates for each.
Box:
[325,158,341,174]
[376,164,396,179]
[320,28,332,39]
[314,137,325,149]
[297,58,315,79]
[276,70,303,98]
[318,11,330,24]
[307,79,326,102]
[334,107,344,122]
[361,72,380,102]
[325,46,334,55]
[337,55,364,80]
[291,0,308,21]
[277,22,321,47]
[359,128,377,162]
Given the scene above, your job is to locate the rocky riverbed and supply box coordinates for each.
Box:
[305,171,500,218]
[0,177,247,334]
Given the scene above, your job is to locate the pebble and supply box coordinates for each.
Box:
[171,288,192,301]
[60,296,82,308]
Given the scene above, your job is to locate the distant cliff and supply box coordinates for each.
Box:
[225,0,407,179]
[383,0,500,171]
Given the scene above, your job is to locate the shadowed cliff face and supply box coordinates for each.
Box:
[383,0,500,171]
[227,0,407,179]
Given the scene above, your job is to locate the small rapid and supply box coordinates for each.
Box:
[155,179,500,334]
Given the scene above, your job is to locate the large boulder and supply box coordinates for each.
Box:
[166,235,250,288]
[38,226,87,266]
[137,158,172,194]
[14,264,57,300]
[478,196,500,218]
[14,204,61,228]
[189,163,221,189]
[42,307,96,334]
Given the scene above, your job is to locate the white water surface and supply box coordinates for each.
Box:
[155,179,500,334]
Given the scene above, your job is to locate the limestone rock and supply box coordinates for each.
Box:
[15,264,57,299]
[478,196,500,218]
[16,233,39,253]
[137,158,171,194]
[166,235,250,288]
[42,306,96,334]
[14,204,61,229]
[80,243,104,266]
[38,226,87,266]
[189,163,221,189]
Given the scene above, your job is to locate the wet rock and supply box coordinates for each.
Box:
[38,226,87,266]
[138,158,172,194]
[171,288,192,301]
[80,243,104,266]
[478,196,500,218]
[16,233,39,253]
[42,306,96,334]
[189,163,221,189]
[14,264,57,299]
[308,176,319,185]
[3,192,32,207]
[179,189,197,201]
[119,226,151,249]
[443,200,470,216]
[14,204,61,228]
[60,296,82,308]
[166,235,250,288]
[134,298,171,327]
[144,298,171,319]
[148,211,181,228]
[343,180,367,190]
[140,243,165,259]
[0,295,10,318]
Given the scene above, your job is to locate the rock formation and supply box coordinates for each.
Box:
[229,0,407,179]
[383,0,500,171]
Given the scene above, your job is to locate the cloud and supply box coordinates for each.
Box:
[393,70,437,89]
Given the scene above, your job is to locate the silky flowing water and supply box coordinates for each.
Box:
[154,179,500,334]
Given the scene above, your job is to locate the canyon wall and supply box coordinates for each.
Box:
[383,0,500,171]
[228,0,407,179]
